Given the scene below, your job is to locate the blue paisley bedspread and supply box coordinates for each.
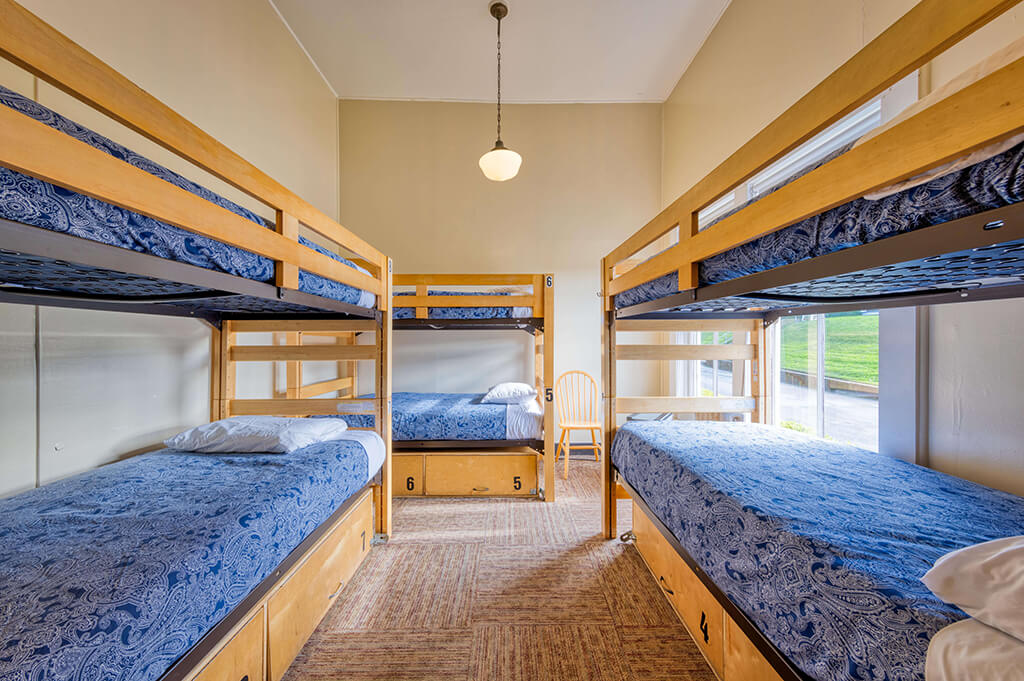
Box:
[611,421,1024,681]
[0,85,374,308]
[393,291,533,319]
[344,392,507,440]
[0,439,381,681]
[614,138,1024,308]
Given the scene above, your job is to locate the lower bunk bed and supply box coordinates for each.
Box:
[0,431,386,681]
[610,420,1024,681]
[347,391,543,497]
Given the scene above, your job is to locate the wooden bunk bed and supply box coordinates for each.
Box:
[0,2,393,681]
[599,1,1024,680]
[389,273,556,500]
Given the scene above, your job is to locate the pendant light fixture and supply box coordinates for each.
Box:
[479,1,522,181]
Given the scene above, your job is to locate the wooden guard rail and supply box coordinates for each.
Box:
[392,273,548,319]
[0,0,388,307]
[601,318,766,538]
[603,0,1024,303]
[212,316,393,532]
[608,318,765,420]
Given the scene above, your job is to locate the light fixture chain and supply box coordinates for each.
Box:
[496,14,501,142]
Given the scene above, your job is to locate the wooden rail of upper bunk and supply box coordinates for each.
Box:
[0,0,388,308]
[602,0,1024,306]
[393,273,548,319]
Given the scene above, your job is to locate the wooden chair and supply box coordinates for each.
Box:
[554,370,602,479]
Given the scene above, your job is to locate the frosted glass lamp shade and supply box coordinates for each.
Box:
[479,143,522,181]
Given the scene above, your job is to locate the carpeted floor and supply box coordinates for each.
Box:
[283,458,716,681]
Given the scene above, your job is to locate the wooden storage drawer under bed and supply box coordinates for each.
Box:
[394,449,539,497]
[633,500,785,681]
[188,606,265,681]
[267,489,373,681]
[394,453,425,496]
[423,448,538,496]
[633,501,725,678]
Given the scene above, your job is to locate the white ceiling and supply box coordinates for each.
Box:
[270,0,731,103]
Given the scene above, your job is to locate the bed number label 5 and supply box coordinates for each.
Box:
[406,476,415,491]
[545,388,553,402]
[513,476,522,490]
[699,611,710,644]
[545,275,553,287]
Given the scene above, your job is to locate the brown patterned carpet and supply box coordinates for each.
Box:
[283,459,716,681]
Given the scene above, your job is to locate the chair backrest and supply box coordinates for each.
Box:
[554,370,600,426]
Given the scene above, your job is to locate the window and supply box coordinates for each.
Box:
[775,311,879,450]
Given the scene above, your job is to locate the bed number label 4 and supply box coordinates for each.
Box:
[406,476,415,491]
[699,611,710,644]
[513,476,522,490]
[545,388,553,402]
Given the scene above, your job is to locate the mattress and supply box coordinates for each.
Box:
[0,432,384,681]
[0,85,375,308]
[614,138,1024,309]
[611,420,1024,681]
[393,290,533,319]
[344,392,542,440]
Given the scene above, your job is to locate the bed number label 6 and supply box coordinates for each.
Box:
[406,476,415,491]
[513,476,522,490]
[699,611,710,644]
[545,388,553,402]
[545,275,553,287]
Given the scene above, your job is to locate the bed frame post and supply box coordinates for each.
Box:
[601,258,617,538]
[219,320,236,420]
[376,257,393,536]
[752,321,767,423]
[542,273,556,502]
[209,324,223,421]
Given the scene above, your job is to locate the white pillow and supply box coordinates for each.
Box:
[481,382,538,404]
[922,535,1024,642]
[164,416,348,453]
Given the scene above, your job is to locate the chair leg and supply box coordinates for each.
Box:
[591,428,601,461]
[563,428,571,479]
[556,428,567,462]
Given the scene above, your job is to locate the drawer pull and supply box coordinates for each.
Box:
[472,487,490,492]
[327,579,345,600]
[658,575,674,595]
[699,611,710,644]
[240,676,249,681]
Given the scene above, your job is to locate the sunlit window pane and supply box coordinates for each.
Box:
[823,312,879,450]
[778,315,817,435]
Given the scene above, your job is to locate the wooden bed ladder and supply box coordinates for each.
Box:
[600,315,767,538]
[210,316,394,537]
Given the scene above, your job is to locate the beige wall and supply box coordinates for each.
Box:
[338,100,663,402]
[0,0,339,496]
[659,0,1024,495]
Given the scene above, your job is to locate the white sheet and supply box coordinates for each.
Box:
[922,535,1024,642]
[926,618,1024,681]
[506,399,543,439]
[335,429,387,481]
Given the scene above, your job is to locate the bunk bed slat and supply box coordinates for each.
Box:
[615,397,756,414]
[616,344,756,361]
[228,344,376,362]
[227,398,377,417]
